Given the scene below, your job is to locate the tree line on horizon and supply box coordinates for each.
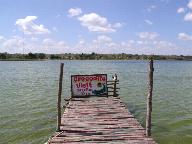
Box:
[0,52,192,61]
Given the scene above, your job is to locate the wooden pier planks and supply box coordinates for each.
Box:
[48,97,156,144]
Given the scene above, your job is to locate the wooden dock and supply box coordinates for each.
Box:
[47,61,156,144]
[47,97,156,143]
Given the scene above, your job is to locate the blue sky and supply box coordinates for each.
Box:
[0,0,192,55]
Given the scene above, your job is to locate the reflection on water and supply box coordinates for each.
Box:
[0,60,192,144]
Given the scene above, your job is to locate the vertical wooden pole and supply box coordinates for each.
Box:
[113,74,117,97]
[57,63,64,132]
[146,59,154,137]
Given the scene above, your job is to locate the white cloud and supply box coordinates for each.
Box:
[184,12,192,21]
[178,33,192,41]
[43,38,55,45]
[188,0,192,9]
[178,1,192,21]
[0,36,5,41]
[137,41,144,45]
[2,36,23,48]
[1,36,25,53]
[137,32,159,40]
[78,39,85,45]
[42,38,68,47]
[177,7,185,14]
[0,35,189,55]
[101,38,179,54]
[178,1,192,22]
[0,35,69,54]
[57,41,66,46]
[78,13,119,33]
[97,35,112,42]
[90,37,179,55]
[31,37,39,41]
[113,23,122,28]
[68,8,82,17]
[91,36,118,53]
[41,39,69,54]
[15,16,50,35]
[147,5,156,12]
[91,35,117,52]
[144,19,153,25]
[121,40,135,47]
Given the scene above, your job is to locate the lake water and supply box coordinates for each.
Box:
[0,60,192,144]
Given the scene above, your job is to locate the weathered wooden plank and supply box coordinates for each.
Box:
[48,97,157,144]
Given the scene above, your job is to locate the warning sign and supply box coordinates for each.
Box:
[71,74,107,97]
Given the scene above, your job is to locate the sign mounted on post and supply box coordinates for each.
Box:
[71,74,107,97]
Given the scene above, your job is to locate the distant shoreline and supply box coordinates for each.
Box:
[1,59,192,62]
[0,52,192,61]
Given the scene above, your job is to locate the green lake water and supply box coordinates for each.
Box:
[0,60,192,144]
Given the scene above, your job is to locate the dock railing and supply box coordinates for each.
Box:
[107,74,120,97]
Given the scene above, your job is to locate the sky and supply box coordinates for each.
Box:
[0,0,192,55]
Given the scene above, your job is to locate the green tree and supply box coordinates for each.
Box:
[50,54,61,59]
[0,53,7,59]
[38,53,46,59]
[26,52,37,59]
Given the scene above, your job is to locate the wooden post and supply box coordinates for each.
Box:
[113,74,117,97]
[146,59,154,137]
[57,63,64,132]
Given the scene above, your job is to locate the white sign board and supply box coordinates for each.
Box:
[71,74,107,97]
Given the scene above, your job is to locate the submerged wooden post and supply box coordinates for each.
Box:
[57,63,64,132]
[146,59,154,137]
